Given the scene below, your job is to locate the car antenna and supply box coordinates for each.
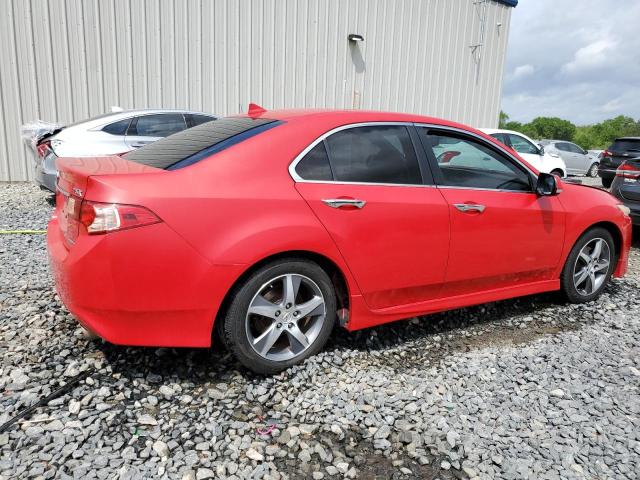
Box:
[248,103,267,118]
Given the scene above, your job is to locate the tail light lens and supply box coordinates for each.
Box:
[603,149,612,158]
[79,201,161,234]
[36,141,51,158]
[616,162,640,180]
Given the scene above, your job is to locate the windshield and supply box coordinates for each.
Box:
[610,139,640,153]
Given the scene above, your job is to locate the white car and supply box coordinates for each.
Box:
[480,128,567,178]
[22,109,216,191]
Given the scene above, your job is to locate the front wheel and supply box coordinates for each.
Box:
[550,169,564,178]
[587,162,599,177]
[221,259,336,374]
[561,227,615,303]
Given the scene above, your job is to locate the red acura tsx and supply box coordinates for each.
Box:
[48,108,632,373]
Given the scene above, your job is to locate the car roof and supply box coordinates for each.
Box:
[234,108,483,134]
[67,109,217,130]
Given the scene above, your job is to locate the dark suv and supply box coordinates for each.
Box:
[598,137,640,188]
[611,159,640,225]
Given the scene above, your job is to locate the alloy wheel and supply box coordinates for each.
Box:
[572,238,611,296]
[245,273,326,362]
[588,163,599,177]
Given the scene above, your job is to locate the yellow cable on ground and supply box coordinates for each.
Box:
[0,230,47,234]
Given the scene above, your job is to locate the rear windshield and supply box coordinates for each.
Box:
[123,117,281,170]
[610,139,640,153]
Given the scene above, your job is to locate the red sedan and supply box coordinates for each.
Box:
[48,108,633,373]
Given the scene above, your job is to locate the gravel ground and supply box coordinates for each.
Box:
[1,182,639,480]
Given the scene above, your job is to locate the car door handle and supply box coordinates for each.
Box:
[322,198,366,209]
[454,203,485,213]
[131,142,150,148]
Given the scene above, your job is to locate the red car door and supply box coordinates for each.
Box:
[292,124,450,310]
[418,127,566,297]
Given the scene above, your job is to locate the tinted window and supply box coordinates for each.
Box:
[124,117,280,170]
[489,133,508,145]
[567,143,584,154]
[295,142,333,181]
[129,114,187,137]
[610,139,640,153]
[187,114,215,128]
[423,130,531,192]
[555,143,570,152]
[324,126,422,185]
[507,134,538,155]
[102,118,131,136]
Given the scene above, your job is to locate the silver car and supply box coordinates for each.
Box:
[538,140,600,177]
[23,109,216,191]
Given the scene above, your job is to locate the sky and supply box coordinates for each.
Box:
[501,0,640,126]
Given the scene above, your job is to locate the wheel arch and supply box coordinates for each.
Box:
[571,221,624,276]
[212,250,352,341]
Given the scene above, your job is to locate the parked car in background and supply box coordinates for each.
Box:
[611,159,640,225]
[598,137,640,188]
[481,129,567,177]
[538,140,600,177]
[48,108,632,374]
[22,109,216,192]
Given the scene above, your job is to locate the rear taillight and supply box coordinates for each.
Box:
[36,141,51,158]
[616,162,640,179]
[79,201,161,234]
[603,149,612,158]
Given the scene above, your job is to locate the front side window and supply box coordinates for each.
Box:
[555,143,569,152]
[323,125,422,184]
[507,134,539,155]
[567,143,584,154]
[422,130,532,192]
[129,114,187,137]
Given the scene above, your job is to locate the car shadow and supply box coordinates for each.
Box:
[98,282,618,383]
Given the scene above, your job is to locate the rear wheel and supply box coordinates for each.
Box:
[222,259,336,374]
[602,177,613,188]
[561,227,615,303]
[587,162,599,177]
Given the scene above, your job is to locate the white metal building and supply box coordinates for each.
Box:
[0,0,516,182]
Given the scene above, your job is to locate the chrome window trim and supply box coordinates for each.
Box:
[288,121,540,193]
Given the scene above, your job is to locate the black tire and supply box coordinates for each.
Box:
[587,163,599,177]
[602,177,613,188]
[221,259,336,374]
[550,169,564,178]
[560,227,615,303]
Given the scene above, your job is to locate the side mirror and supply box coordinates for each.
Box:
[537,145,545,155]
[536,172,559,196]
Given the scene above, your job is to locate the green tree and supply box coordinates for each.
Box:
[525,117,576,141]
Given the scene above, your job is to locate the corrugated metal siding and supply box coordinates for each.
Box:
[0,0,511,182]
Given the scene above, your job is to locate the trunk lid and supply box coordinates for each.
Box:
[55,156,162,247]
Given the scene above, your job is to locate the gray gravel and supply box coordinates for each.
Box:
[1,182,639,480]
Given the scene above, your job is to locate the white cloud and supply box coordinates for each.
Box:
[562,38,617,74]
[511,64,535,79]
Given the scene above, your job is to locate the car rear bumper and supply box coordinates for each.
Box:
[47,216,245,347]
[34,153,58,192]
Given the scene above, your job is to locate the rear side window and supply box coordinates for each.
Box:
[186,114,215,128]
[128,114,187,137]
[610,139,640,153]
[555,143,569,152]
[324,126,422,184]
[295,142,333,181]
[102,118,131,135]
[124,117,281,170]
